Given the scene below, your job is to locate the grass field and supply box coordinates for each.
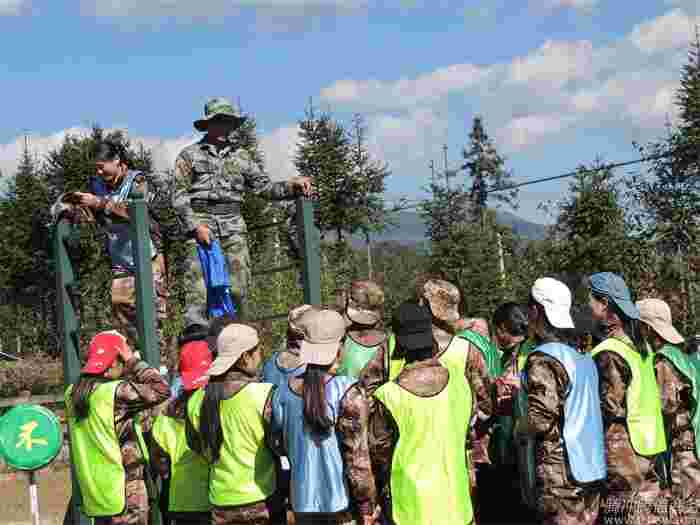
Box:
[0,468,70,525]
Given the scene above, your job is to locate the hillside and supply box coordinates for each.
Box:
[350,210,547,246]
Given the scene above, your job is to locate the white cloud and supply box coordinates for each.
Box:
[0,0,28,16]
[321,63,489,112]
[507,40,594,88]
[318,5,693,157]
[629,8,699,53]
[497,114,576,151]
[0,128,89,183]
[260,124,300,181]
[81,0,375,22]
[0,126,298,186]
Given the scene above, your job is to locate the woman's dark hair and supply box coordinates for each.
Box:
[590,291,643,350]
[95,141,132,167]
[528,294,576,346]
[206,315,236,359]
[183,387,208,455]
[686,335,700,355]
[492,302,528,337]
[71,374,111,421]
[302,364,334,436]
[192,380,227,462]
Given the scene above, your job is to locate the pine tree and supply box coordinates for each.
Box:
[630,33,700,332]
[551,162,650,304]
[678,28,700,145]
[294,104,359,286]
[348,114,391,278]
[0,139,54,354]
[429,210,514,318]
[462,116,518,224]
[419,182,469,243]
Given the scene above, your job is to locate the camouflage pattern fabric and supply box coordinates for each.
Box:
[181,234,251,322]
[94,480,149,525]
[656,356,700,524]
[112,255,168,359]
[525,353,602,525]
[294,512,355,524]
[172,139,293,320]
[594,350,669,525]
[80,357,170,525]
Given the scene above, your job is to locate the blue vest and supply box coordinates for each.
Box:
[526,342,606,484]
[271,375,357,513]
[93,170,156,272]
[262,351,306,389]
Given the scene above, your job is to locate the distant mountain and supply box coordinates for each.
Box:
[349,210,546,246]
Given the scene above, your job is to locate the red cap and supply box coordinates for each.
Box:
[179,341,212,391]
[82,331,127,375]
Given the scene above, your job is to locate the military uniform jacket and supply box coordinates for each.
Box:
[173,139,292,237]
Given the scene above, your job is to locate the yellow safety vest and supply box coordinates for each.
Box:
[374,364,473,524]
[65,381,126,517]
[151,414,211,513]
[188,384,276,506]
[592,337,667,456]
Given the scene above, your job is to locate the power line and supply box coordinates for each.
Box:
[387,144,695,211]
[485,148,684,194]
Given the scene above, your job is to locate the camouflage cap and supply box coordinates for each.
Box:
[345,280,384,326]
[422,279,460,323]
[194,97,246,131]
[288,304,317,335]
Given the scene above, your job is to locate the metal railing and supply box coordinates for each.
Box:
[55,195,321,525]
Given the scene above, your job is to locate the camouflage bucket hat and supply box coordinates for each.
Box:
[422,279,460,323]
[194,97,246,131]
[345,280,384,326]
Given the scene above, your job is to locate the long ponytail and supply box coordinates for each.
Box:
[71,375,109,421]
[197,381,226,462]
[303,364,333,436]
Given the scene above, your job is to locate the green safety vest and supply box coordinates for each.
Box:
[65,381,126,517]
[592,337,667,456]
[456,329,503,377]
[388,334,473,383]
[336,334,385,378]
[656,344,700,457]
[151,415,211,513]
[188,384,276,507]
[516,339,536,372]
[374,363,473,525]
[386,335,406,382]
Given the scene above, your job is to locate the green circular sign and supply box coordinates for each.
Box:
[0,404,63,471]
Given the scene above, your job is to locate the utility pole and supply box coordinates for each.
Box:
[443,144,450,191]
[497,232,506,287]
[429,160,436,185]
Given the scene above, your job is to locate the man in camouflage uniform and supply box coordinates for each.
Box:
[172,98,311,322]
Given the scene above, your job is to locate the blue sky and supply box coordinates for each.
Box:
[1,0,698,224]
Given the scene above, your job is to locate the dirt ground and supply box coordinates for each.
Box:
[0,467,70,525]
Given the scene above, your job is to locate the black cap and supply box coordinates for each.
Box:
[178,322,209,346]
[393,302,433,352]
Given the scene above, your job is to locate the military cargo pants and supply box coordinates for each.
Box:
[111,254,168,359]
[183,234,251,323]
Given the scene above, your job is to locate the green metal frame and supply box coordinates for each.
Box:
[57,194,321,525]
